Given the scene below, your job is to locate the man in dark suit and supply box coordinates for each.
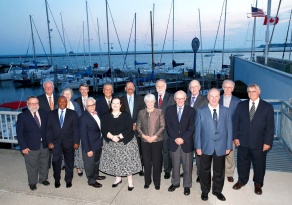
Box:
[79,97,105,188]
[165,90,195,196]
[74,83,90,112]
[154,79,175,179]
[96,83,113,118]
[185,79,208,183]
[16,96,50,191]
[46,96,80,188]
[219,80,241,183]
[195,88,233,201]
[37,80,58,112]
[121,81,145,175]
[233,84,274,195]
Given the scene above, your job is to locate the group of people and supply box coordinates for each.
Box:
[16,78,274,202]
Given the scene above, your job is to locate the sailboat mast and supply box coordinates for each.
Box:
[60,13,66,52]
[29,15,36,62]
[105,0,111,69]
[86,0,91,66]
[45,0,53,65]
[172,0,174,61]
[264,0,271,65]
[222,0,227,68]
[251,0,258,61]
[134,13,137,70]
[150,11,154,71]
[198,9,204,81]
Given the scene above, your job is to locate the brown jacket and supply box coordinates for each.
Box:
[136,108,165,142]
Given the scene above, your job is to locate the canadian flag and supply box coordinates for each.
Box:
[263,15,279,25]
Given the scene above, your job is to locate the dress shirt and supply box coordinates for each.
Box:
[249,98,260,111]
[58,108,67,119]
[223,95,232,108]
[208,104,219,119]
[91,112,101,128]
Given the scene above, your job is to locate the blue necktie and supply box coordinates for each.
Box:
[213,109,218,128]
[33,112,40,128]
[129,96,133,117]
[60,110,64,128]
[178,107,182,122]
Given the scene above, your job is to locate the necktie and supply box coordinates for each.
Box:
[83,98,86,110]
[60,110,64,128]
[191,96,196,107]
[158,95,163,109]
[49,97,54,110]
[33,112,40,128]
[178,107,182,122]
[213,109,218,128]
[249,102,255,122]
[108,100,111,109]
[129,96,133,117]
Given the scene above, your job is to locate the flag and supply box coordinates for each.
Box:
[251,7,265,17]
[263,15,279,25]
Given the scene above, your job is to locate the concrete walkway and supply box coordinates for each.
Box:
[0,149,291,205]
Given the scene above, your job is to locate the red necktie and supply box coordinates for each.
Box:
[158,95,163,109]
[92,111,97,115]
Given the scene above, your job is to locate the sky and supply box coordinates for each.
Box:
[0,0,291,56]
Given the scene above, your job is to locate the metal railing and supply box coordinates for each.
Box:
[0,111,20,144]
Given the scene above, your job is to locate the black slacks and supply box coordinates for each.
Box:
[141,140,163,187]
[82,149,102,184]
[237,146,267,186]
[200,151,225,194]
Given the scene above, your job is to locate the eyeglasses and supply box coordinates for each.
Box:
[175,98,186,101]
[86,104,96,107]
[28,103,39,105]
[247,90,258,94]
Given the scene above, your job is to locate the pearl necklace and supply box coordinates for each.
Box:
[112,112,121,118]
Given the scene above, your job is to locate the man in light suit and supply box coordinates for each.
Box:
[219,80,241,183]
[46,96,80,189]
[96,83,113,118]
[121,81,145,175]
[195,88,232,201]
[38,80,58,112]
[16,96,50,191]
[79,97,105,188]
[165,90,195,196]
[185,79,208,183]
[74,83,90,112]
[233,84,274,195]
[154,79,175,179]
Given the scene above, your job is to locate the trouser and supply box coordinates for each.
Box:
[225,143,235,177]
[82,149,102,184]
[163,132,172,173]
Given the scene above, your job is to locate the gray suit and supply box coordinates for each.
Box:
[194,105,232,194]
[186,94,208,176]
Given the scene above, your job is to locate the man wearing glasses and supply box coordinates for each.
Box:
[16,96,50,191]
[79,97,105,188]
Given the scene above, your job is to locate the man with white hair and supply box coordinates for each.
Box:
[38,80,58,112]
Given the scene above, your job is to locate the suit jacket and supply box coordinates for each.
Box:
[96,97,111,118]
[219,95,241,120]
[46,109,80,149]
[79,110,102,152]
[233,99,274,149]
[186,94,208,110]
[16,109,48,150]
[154,92,175,113]
[38,93,59,113]
[194,105,233,156]
[165,104,195,153]
[136,108,165,142]
[71,100,82,117]
[121,94,145,123]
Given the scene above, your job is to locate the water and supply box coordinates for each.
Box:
[0,51,290,105]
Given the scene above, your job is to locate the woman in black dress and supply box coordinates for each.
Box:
[99,97,142,191]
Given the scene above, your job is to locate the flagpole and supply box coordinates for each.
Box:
[251,1,258,62]
[264,0,271,65]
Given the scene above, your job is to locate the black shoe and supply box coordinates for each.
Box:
[112,180,122,188]
[55,181,61,188]
[61,166,65,170]
[155,186,160,190]
[212,192,226,201]
[29,184,37,191]
[139,171,144,176]
[201,193,208,201]
[196,176,200,183]
[184,187,190,195]
[89,182,102,188]
[168,184,180,192]
[66,182,72,188]
[164,172,170,179]
[144,184,149,189]
[78,172,83,177]
[180,173,184,178]
[128,186,134,191]
[96,176,106,180]
[41,181,50,186]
